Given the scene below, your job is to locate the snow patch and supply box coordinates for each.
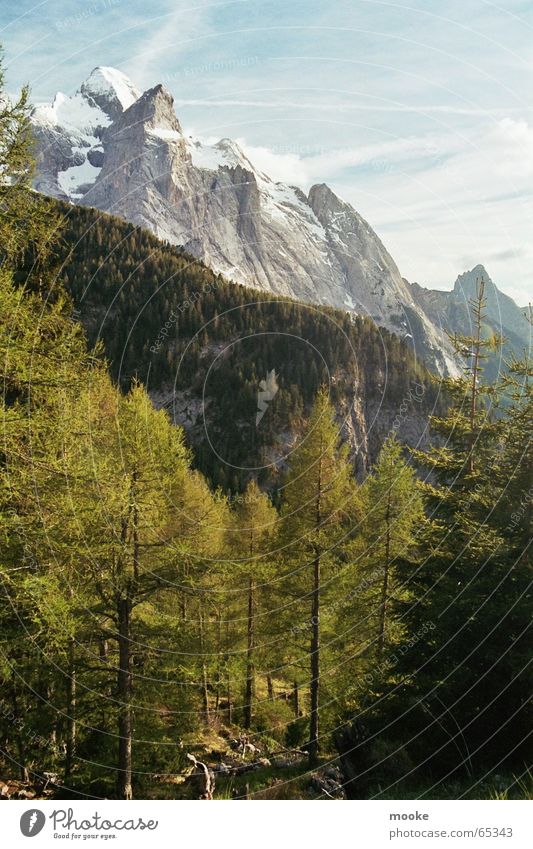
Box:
[187,137,256,172]
[33,90,109,137]
[148,127,182,142]
[57,155,101,199]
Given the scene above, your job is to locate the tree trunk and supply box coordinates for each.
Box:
[468,277,484,473]
[377,487,392,662]
[243,576,255,729]
[227,675,233,725]
[11,682,28,782]
[116,595,133,800]
[214,611,222,718]
[293,680,300,717]
[309,552,320,764]
[309,455,323,765]
[266,674,274,701]
[64,635,76,782]
[199,607,210,725]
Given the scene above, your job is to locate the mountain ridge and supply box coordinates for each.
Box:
[31,66,529,375]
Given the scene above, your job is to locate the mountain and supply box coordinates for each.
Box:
[410,264,531,380]
[30,66,459,374]
[31,67,526,377]
[36,201,439,492]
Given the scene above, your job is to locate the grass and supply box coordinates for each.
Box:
[368,770,533,801]
[214,759,329,800]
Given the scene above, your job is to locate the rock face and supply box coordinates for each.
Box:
[409,264,531,379]
[31,67,524,376]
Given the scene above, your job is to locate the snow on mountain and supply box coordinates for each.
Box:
[31,66,140,200]
[80,66,140,115]
[33,90,109,136]
[30,67,487,375]
[187,137,257,172]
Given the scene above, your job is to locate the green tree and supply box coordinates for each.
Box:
[361,434,425,660]
[279,387,358,762]
[367,282,531,786]
[229,481,277,728]
[0,52,58,266]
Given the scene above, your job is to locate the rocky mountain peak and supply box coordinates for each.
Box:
[453,265,505,307]
[118,83,182,135]
[79,66,140,120]
[453,264,489,294]
[215,138,254,169]
[308,182,345,216]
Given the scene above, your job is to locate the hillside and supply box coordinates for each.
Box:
[45,201,439,492]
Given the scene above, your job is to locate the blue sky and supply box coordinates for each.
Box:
[2,0,533,303]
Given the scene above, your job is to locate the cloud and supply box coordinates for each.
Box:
[127,2,214,87]
[174,97,520,117]
[233,133,450,186]
[230,117,533,303]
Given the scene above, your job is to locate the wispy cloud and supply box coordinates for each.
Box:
[175,98,520,117]
[129,1,215,87]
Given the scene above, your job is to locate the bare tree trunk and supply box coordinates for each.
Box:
[180,559,189,619]
[199,607,210,725]
[308,454,323,765]
[309,552,320,764]
[377,487,392,662]
[243,577,255,729]
[227,675,233,725]
[293,680,300,717]
[116,595,133,800]
[224,620,232,724]
[64,635,76,782]
[214,610,221,718]
[468,276,485,473]
[267,673,274,701]
[11,682,28,782]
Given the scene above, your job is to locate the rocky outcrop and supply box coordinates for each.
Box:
[408,264,531,378]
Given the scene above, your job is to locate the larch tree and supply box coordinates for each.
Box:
[361,433,424,660]
[0,49,99,787]
[279,387,358,763]
[68,380,194,798]
[229,480,277,729]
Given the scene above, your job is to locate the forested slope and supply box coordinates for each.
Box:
[46,202,439,491]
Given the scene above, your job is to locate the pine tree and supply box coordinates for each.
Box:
[368,280,530,785]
